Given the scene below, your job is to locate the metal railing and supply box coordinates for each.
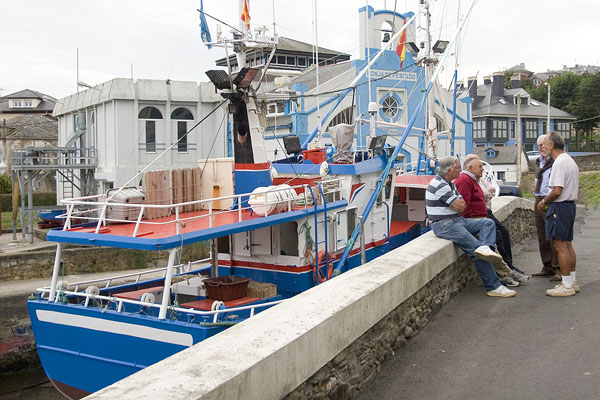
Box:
[35,286,285,324]
[12,146,97,170]
[59,178,345,235]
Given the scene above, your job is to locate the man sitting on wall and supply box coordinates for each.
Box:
[426,156,516,297]
[455,154,528,288]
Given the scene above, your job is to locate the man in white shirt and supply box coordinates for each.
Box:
[537,131,579,296]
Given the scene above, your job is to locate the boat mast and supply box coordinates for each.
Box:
[333,0,479,276]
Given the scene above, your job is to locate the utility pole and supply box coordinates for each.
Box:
[516,94,522,187]
[546,82,551,131]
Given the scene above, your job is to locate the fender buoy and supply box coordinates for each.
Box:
[313,250,333,284]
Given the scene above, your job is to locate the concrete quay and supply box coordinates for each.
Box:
[358,206,600,400]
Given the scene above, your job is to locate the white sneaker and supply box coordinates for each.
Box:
[474,246,503,263]
[546,283,576,297]
[573,280,580,293]
[487,285,516,298]
[511,271,529,284]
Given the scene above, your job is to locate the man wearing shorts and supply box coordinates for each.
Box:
[537,131,579,296]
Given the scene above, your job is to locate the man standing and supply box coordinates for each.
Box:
[537,132,579,296]
[532,135,560,280]
[426,156,515,297]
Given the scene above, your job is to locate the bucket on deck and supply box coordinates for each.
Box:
[302,148,327,164]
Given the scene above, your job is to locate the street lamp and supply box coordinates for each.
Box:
[545,82,551,131]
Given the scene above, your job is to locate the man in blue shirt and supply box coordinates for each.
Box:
[532,134,559,280]
[426,156,516,297]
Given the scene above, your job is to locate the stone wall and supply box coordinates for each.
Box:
[573,153,600,172]
[0,242,208,282]
[285,198,534,399]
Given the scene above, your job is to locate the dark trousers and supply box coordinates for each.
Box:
[486,209,515,269]
[535,197,559,273]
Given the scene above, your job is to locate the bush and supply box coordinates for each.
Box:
[0,192,57,212]
[0,174,11,194]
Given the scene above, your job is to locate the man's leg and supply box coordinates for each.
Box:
[462,217,496,246]
[553,239,575,276]
[431,219,501,291]
[534,199,556,275]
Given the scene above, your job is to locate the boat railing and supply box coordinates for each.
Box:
[59,178,345,235]
[34,286,285,323]
[37,259,210,294]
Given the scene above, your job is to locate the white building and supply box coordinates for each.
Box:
[53,78,225,200]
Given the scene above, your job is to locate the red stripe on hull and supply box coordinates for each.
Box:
[235,162,271,170]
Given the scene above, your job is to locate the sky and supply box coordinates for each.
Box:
[1,0,599,100]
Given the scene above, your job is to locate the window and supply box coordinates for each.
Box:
[556,121,571,139]
[326,106,354,131]
[496,171,505,182]
[510,121,516,139]
[473,119,486,139]
[525,120,538,139]
[286,56,295,65]
[542,121,547,134]
[267,102,285,116]
[139,106,163,152]
[297,57,307,67]
[13,100,21,107]
[171,107,193,152]
[145,121,156,152]
[24,100,32,107]
[276,55,286,65]
[382,96,399,119]
[492,119,507,139]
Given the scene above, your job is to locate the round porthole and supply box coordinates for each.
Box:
[382,96,399,119]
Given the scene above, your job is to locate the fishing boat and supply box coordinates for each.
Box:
[27,1,477,397]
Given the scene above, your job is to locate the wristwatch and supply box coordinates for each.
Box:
[541,198,547,205]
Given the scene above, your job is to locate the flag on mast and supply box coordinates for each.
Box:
[199,0,212,49]
[395,18,407,67]
[241,0,251,31]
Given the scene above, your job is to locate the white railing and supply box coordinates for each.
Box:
[59,178,345,235]
[39,260,210,294]
[35,287,285,324]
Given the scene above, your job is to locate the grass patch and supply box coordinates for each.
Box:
[580,172,600,209]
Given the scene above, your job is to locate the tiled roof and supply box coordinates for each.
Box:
[1,114,58,140]
[292,61,353,91]
[473,146,522,165]
[0,89,57,114]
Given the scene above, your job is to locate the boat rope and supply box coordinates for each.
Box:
[199,321,238,327]
[300,220,315,266]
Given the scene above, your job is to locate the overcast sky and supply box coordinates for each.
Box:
[2,0,599,100]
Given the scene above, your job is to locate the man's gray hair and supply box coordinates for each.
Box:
[547,131,565,150]
[437,156,458,176]
[462,154,480,170]
[537,134,546,146]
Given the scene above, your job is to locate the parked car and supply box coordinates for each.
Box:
[526,151,540,161]
[499,185,522,197]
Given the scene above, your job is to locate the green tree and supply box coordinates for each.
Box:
[0,174,11,194]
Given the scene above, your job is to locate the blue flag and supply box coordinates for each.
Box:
[199,0,212,49]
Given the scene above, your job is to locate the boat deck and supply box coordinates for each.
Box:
[47,200,348,251]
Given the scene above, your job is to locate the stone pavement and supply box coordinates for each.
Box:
[358,206,600,400]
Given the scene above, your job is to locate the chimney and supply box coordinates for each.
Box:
[467,76,477,99]
[483,75,492,85]
[510,74,520,89]
[492,72,504,97]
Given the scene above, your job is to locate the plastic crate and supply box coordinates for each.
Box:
[203,276,251,301]
[105,187,145,222]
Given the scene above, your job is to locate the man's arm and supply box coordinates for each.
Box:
[450,198,466,212]
[537,186,563,211]
[454,179,472,217]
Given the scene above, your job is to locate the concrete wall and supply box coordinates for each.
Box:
[89,196,534,400]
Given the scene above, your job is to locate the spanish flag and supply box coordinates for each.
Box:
[241,0,251,31]
[395,18,407,68]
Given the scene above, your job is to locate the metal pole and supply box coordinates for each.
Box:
[546,83,551,131]
[28,171,33,244]
[359,216,366,265]
[211,238,218,278]
[158,248,179,320]
[516,94,522,187]
[49,243,63,302]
